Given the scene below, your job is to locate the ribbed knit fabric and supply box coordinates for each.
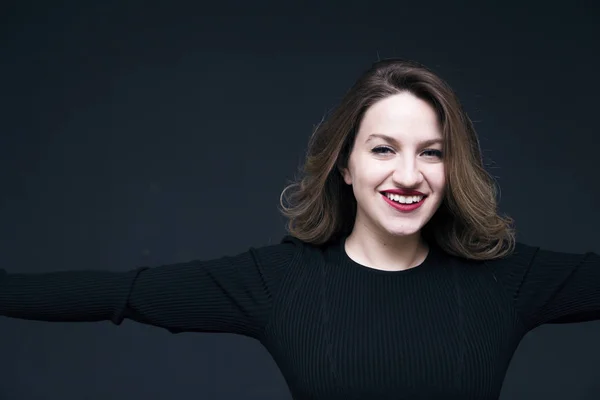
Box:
[1,235,599,399]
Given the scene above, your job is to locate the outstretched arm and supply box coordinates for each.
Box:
[488,242,600,330]
[0,241,296,339]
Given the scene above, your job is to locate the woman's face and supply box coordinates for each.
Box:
[341,92,446,241]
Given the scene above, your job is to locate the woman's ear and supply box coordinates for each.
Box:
[338,164,352,185]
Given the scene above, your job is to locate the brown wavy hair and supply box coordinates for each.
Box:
[279,58,515,260]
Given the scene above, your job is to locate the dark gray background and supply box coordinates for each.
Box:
[1,1,599,399]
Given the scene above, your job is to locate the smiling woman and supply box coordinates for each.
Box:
[1,58,600,400]
[279,59,515,263]
[339,92,447,271]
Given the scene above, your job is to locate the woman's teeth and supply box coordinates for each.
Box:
[385,193,424,204]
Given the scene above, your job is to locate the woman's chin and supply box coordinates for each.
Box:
[383,226,423,238]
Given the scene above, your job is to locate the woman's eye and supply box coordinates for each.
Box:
[371,146,393,154]
[423,149,444,158]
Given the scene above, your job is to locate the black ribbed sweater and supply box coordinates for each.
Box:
[1,235,600,399]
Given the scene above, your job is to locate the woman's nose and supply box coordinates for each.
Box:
[392,159,424,187]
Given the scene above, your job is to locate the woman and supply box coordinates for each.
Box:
[1,59,599,399]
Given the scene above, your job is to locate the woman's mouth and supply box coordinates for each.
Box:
[381,192,427,212]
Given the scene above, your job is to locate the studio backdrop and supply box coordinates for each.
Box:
[1,1,599,399]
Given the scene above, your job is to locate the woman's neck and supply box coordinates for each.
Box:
[344,228,429,272]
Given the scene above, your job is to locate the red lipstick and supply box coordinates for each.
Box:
[381,189,426,196]
[380,189,428,212]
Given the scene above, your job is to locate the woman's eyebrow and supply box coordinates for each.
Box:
[365,133,443,147]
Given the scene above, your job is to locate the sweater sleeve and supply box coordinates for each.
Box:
[488,242,600,330]
[0,240,297,338]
